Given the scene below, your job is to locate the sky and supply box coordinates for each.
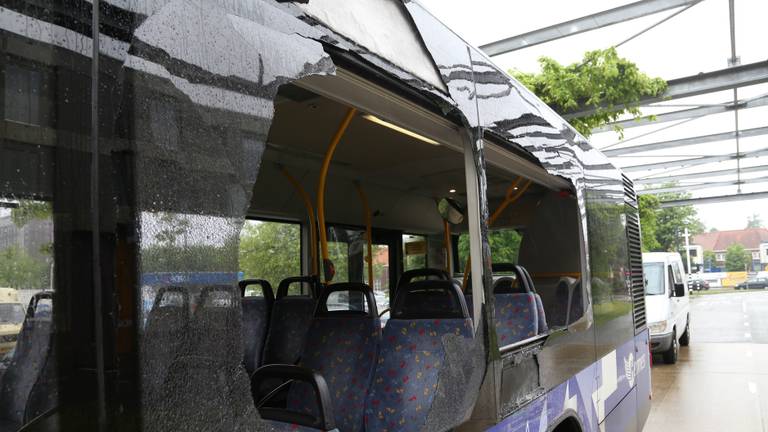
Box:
[418,0,768,231]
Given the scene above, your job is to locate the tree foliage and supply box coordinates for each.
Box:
[510,48,667,138]
[638,195,661,252]
[725,244,751,272]
[11,200,52,228]
[458,229,522,269]
[0,246,48,289]
[747,213,764,229]
[238,221,301,287]
[654,188,705,253]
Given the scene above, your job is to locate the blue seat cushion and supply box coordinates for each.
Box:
[287,316,380,432]
[494,293,538,346]
[262,297,316,365]
[364,318,472,432]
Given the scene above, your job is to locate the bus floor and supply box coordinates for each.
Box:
[645,290,768,432]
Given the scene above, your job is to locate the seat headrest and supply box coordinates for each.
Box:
[492,276,528,294]
[397,268,450,289]
[315,282,377,317]
[239,279,275,305]
[391,280,469,320]
[198,285,237,308]
[152,286,189,310]
[277,275,321,299]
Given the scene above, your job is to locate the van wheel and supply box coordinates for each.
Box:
[663,330,678,364]
[679,319,690,347]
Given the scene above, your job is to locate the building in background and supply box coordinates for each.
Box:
[691,228,768,272]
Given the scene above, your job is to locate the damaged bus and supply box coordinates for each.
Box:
[0,0,650,431]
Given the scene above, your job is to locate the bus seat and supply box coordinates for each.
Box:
[261,276,320,366]
[239,279,275,375]
[515,266,548,334]
[494,293,538,345]
[396,268,450,291]
[550,278,583,327]
[141,286,190,405]
[145,285,261,432]
[364,280,472,432]
[287,282,380,432]
[0,292,57,428]
[191,285,242,357]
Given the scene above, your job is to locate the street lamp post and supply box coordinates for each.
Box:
[683,227,692,277]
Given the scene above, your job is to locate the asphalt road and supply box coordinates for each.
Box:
[644,290,768,432]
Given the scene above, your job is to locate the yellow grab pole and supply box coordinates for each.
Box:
[461,179,532,291]
[354,182,374,288]
[317,107,357,283]
[443,220,452,273]
[280,167,319,277]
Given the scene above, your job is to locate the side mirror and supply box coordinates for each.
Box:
[674,283,686,297]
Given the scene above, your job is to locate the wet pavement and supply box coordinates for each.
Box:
[644,290,768,431]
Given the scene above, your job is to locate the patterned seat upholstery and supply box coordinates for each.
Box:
[287,283,380,432]
[494,293,538,346]
[262,298,317,365]
[364,280,472,432]
[239,279,274,374]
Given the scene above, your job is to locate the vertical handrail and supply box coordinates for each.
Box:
[317,107,357,283]
[443,220,452,273]
[280,167,319,276]
[354,182,374,288]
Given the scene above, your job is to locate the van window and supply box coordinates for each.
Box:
[643,263,665,295]
[0,303,24,325]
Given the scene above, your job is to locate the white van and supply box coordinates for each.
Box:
[642,252,691,364]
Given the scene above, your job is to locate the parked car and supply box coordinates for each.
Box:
[643,252,691,364]
[688,275,710,291]
[735,277,768,290]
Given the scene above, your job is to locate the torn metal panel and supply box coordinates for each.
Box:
[296,0,447,93]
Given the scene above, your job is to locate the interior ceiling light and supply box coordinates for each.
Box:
[449,189,457,193]
[362,114,440,146]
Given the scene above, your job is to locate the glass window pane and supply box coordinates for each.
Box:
[239,220,301,288]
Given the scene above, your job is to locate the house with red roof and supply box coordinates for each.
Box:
[690,228,768,272]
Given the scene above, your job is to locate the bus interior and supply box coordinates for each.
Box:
[154,73,586,429]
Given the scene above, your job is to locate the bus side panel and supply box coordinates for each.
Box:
[634,330,651,431]
[596,337,640,424]
[600,387,638,432]
[486,362,599,432]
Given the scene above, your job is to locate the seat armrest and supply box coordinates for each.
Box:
[251,364,336,431]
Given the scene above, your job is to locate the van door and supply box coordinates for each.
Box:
[671,260,689,332]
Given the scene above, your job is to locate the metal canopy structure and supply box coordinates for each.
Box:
[478,0,768,208]
[479,0,700,56]
[562,60,768,119]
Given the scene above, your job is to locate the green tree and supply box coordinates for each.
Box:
[11,200,52,228]
[511,48,666,138]
[747,213,763,229]
[638,195,661,251]
[643,185,705,252]
[238,221,301,286]
[725,244,751,272]
[0,246,48,289]
[457,229,522,270]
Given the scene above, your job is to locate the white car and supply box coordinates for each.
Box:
[643,252,691,364]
